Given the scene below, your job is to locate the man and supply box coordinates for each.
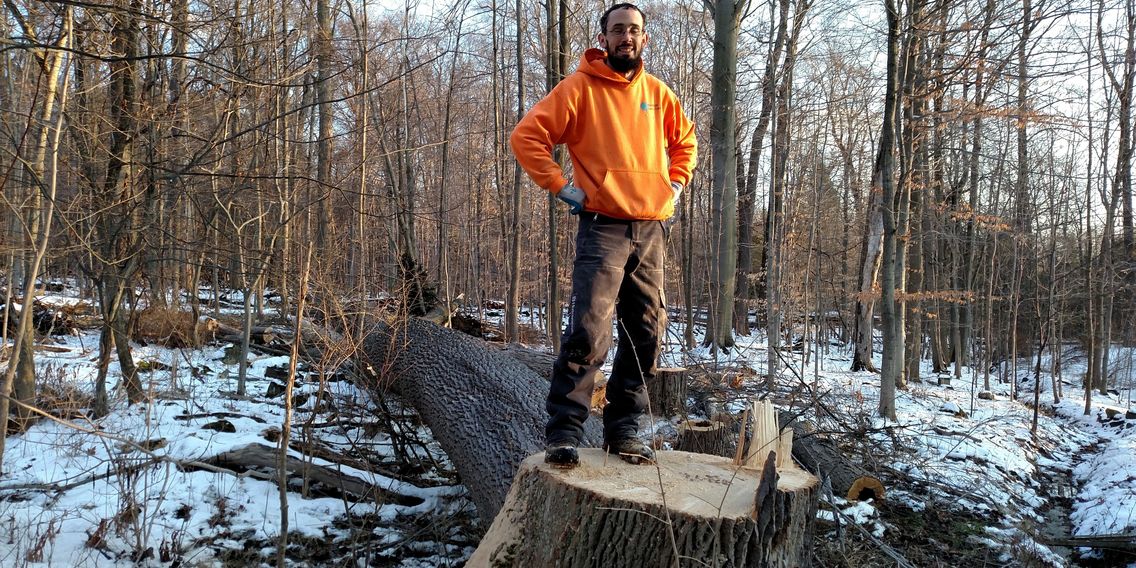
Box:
[510,3,697,467]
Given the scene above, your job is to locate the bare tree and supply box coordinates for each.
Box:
[876,0,901,419]
[704,0,752,352]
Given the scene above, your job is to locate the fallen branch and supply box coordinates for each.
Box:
[197,443,424,507]
[822,495,917,568]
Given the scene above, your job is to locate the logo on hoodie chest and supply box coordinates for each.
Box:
[640,101,660,112]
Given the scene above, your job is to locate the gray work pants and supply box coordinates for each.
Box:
[546,213,667,445]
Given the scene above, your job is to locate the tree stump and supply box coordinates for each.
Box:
[676,418,733,457]
[470,449,818,567]
[647,367,688,418]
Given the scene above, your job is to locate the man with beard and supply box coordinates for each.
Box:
[510,3,697,468]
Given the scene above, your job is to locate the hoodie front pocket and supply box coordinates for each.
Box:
[596,169,672,219]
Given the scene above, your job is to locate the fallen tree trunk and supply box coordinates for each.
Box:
[1044,534,1136,552]
[470,449,818,567]
[198,443,424,507]
[497,343,607,413]
[359,319,602,523]
[776,411,885,502]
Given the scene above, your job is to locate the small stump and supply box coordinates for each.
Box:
[676,418,733,457]
[647,367,688,418]
[470,449,819,567]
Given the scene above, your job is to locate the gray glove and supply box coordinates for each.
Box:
[557,182,586,215]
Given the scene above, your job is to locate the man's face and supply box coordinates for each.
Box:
[598,8,647,73]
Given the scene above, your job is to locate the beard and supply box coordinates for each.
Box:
[607,51,640,73]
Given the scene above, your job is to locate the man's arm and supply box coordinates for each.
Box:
[509,88,575,194]
[665,94,697,188]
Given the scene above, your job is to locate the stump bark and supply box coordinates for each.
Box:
[470,449,818,567]
[676,419,733,457]
[647,367,688,418]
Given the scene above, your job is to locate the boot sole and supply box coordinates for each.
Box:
[614,451,655,465]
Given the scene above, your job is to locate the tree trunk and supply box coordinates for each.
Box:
[0,10,71,442]
[705,0,744,351]
[358,319,602,523]
[505,0,525,343]
[314,0,333,252]
[736,0,787,332]
[647,367,688,418]
[470,450,818,567]
[877,0,902,420]
[850,188,884,372]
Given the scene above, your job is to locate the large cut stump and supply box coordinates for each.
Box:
[359,319,603,523]
[470,449,818,567]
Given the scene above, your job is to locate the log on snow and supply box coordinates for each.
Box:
[359,319,602,523]
[200,443,424,507]
[495,343,556,380]
[1044,534,1136,552]
[778,412,885,502]
[470,449,818,567]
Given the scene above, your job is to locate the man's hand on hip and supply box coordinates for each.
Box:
[557,183,586,215]
[665,182,684,235]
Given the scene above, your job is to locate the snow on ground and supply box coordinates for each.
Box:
[1,293,1133,566]
[665,322,1135,566]
[1,293,474,567]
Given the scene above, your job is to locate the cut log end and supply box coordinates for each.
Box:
[847,475,886,502]
[471,449,819,567]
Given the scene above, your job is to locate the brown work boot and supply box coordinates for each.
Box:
[605,438,655,465]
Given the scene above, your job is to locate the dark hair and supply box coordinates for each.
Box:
[600,3,645,33]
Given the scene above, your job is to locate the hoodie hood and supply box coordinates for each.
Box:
[579,48,643,84]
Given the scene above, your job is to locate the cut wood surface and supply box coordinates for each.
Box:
[470,449,819,567]
[745,400,784,468]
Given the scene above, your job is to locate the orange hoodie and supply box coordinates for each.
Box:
[510,49,697,221]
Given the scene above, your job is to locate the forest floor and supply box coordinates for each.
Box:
[0,287,1133,567]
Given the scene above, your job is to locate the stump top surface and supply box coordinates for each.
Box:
[524,449,816,519]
